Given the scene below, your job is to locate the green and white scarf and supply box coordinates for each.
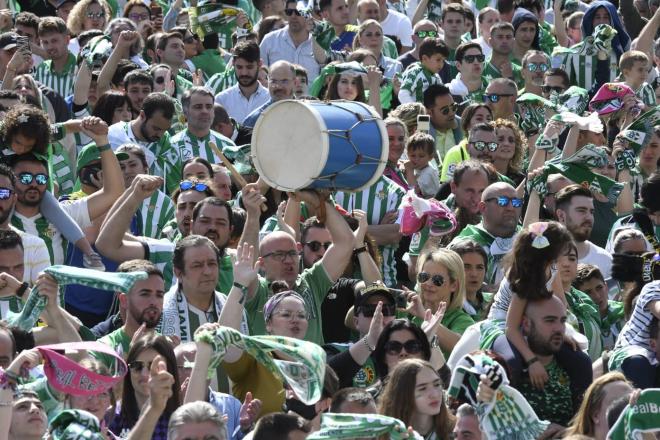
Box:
[552,24,617,58]
[311,20,337,52]
[49,409,104,440]
[618,105,660,154]
[6,265,147,331]
[307,413,423,439]
[189,3,252,39]
[448,353,549,440]
[551,86,589,115]
[195,326,326,404]
[608,389,660,440]
[308,62,368,97]
[516,93,556,135]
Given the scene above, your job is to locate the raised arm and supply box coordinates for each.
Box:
[237,183,267,301]
[32,274,82,345]
[97,31,140,95]
[553,0,569,48]
[73,61,93,109]
[352,209,382,283]
[633,7,660,62]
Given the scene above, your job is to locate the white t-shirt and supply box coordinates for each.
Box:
[380,10,413,47]
[580,240,613,279]
[415,164,439,198]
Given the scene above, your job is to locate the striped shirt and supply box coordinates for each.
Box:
[140,237,176,290]
[398,61,443,103]
[614,280,660,364]
[482,57,524,89]
[561,51,619,91]
[169,128,236,163]
[334,176,405,287]
[137,190,175,239]
[34,53,77,99]
[10,226,50,286]
[50,141,75,196]
[0,296,24,322]
[11,198,92,265]
[635,82,657,107]
[206,67,237,95]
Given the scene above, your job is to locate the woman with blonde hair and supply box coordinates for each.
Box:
[389,102,427,136]
[564,372,633,440]
[68,0,112,38]
[352,19,402,80]
[10,74,57,123]
[492,118,526,185]
[383,117,409,189]
[379,359,455,440]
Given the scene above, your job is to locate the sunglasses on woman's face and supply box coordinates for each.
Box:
[526,62,548,72]
[417,271,444,287]
[284,8,302,15]
[384,339,423,355]
[179,180,208,192]
[461,54,485,63]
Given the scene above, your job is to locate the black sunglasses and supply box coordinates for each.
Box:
[461,54,485,63]
[305,241,331,252]
[384,339,423,355]
[417,271,444,287]
[284,8,302,15]
[541,85,564,94]
[359,303,396,317]
[437,102,457,115]
[129,360,153,372]
[486,196,523,208]
[0,188,12,200]
[470,141,499,152]
[483,93,513,103]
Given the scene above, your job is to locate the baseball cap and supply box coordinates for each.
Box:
[77,143,128,170]
[0,32,19,51]
[354,281,395,308]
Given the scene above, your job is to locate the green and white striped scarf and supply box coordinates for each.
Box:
[311,20,337,52]
[307,413,423,439]
[6,265,147,331]
[196,326,326,404]
[189,3,252,39]
[553,24,617,58]
[49,409,104,440]
[618,105,660,155]
[308,62,368,97]
[608,389,660,440]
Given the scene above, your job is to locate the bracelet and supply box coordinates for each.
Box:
[353,245,368,256]
[97,143,112,153]
[16,281,29,298]
[525,356,539,367]
[233,281,249,304]
[362,336,375,352]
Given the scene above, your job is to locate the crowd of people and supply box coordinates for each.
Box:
[0,0,658,437]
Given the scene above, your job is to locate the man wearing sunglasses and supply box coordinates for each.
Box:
[540,68,569,100]
[519,50,549,96]
[424,85,463,162]
[483,78,517,121]
[465,122,499,164]
[397,20,440,70]
[451,182,521,288]
[449,41,487,106]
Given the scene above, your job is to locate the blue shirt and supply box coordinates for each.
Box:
[209,389,244,439]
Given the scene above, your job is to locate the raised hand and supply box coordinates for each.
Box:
[0,272,23,296]
[148,354,175,413]
[352,209,369,247]
[239,391,262,431]
[233,243,257,287]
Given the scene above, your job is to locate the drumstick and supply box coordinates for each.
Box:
[209,141,267,212]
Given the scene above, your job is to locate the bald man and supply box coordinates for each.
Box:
[242,60,297,128]
[450,182,521,287]
[398,20,442,70]
[357,0,379,21]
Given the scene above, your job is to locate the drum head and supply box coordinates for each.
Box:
[251,100,328,192]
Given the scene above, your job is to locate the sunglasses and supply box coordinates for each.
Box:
[384,339,423,355]
[417,271,444,287]
[179,180,208,192]
[436,102,458,115]
[416,30,438,38]
[18,172,48,186]
[470,141,499,152]
[486,196,524,208]
[483,93,513,103]
[359,303,396,317]
[0,188,12,200]
[305,241,331,252]
[461,54,485,63]
[284,8,302,15]
[541,85,564,94]
[86,11,105,18]
[526,62,549,72]
[129,360,152,373]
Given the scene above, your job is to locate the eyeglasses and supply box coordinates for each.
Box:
[272,310,309,321]
[417,271,444,287]
[183,35,197,44]
[284,8,302,15]
[129,360,152,373]
[18,172,48,186]
[262,250,299,261]
[0,188,12,200]
[436,102,457,115]
[359,303,396,317]
[268,78,291,86]
[128,12,149,21]
[541,85,564,94]
[526,62,549,72]
[483,93,513,103]
[415,30,438,38]
[485,196,524,208]
[461,54,485,63]
[305,241,331,252]
[384,339,423,355]
[86,11,105,19]
[179,180,208,192]
[469,141,499,152]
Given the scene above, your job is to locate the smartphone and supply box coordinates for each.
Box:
[389,288,408,308]
[81,167,101,186]
[417,114,430,133]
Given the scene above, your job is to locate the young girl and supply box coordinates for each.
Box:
[379,359,455,440]
[0,104,105,269]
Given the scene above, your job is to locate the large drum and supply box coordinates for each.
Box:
[251,99,388,192]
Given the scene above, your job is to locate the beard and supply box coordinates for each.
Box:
[132,305,161,328]
[139,122,160,143]
[237,73,258,87]
[0,206,11,225]
[527,322,563,356]
[568,222,593,242]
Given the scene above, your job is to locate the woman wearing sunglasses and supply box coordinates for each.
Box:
[110,333,180,439]
[67,0,112,54]
[379,359,455,440]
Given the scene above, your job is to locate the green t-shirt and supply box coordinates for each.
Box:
[190,48,227,79]
[96,327,132,374]
[482,57,523,89]
[518,360,574,426]
[245,262,333,345]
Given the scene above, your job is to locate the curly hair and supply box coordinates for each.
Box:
[493,118,526,174]
[389,102,427,135]
[0,105,51,156]
[67,0,111,35]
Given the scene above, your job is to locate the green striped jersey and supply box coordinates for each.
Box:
[206,67,237,95]
[34,53,77,99]
[137,190,175,239]
[561,51,619,91]
[169,128,236,163]
[95,327,131,375]
[482,57,524,89]
[160,217,183,242]
[334,176,405,287]
[50,141,75,196]
[140,237,176,289]
[635,82,657,107]
[399,61,443,102]
[0,296,24,321]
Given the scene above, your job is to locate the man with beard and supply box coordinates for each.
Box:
[519,50,549,95]
[451,181,522,288]
[215,40,270,124]
[484,78,518,121]
[170,87,236,164]
[108,92,181,194]
[555,184,613,278]
[160,179,215,242]
[424,84,463,163]
[96,259,165,368]
[448,42,488,107]
[33,17,75,99]
[483,22,523,87]
[242,60,296,129]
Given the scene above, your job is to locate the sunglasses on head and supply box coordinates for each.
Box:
[483,93,513,103]
[284,8,302,15]
[470,141,498,152]
[461,54,485,63]
[179,180,208,192]
[417,271,444,287]
[129,360,152,372]
[384,339,423,355]
[358,303,396,317]
[437,102,457,115]
[416,30,438,38]
[18,172,48,186]
[526,62,549,72]
[541,85,564,94]
[486,195,524,208]
[0,188,12,200]
[305,241,331,252]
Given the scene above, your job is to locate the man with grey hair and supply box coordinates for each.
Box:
[453,404,483,440]
[167,401,227,440]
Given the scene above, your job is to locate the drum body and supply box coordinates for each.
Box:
[251,99,388,192]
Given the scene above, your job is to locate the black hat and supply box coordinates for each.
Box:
[354,281,395,308]
[0,32,19,51]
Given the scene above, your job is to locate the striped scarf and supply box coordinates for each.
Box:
[307,413,423,439]
[608,389,660,440]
